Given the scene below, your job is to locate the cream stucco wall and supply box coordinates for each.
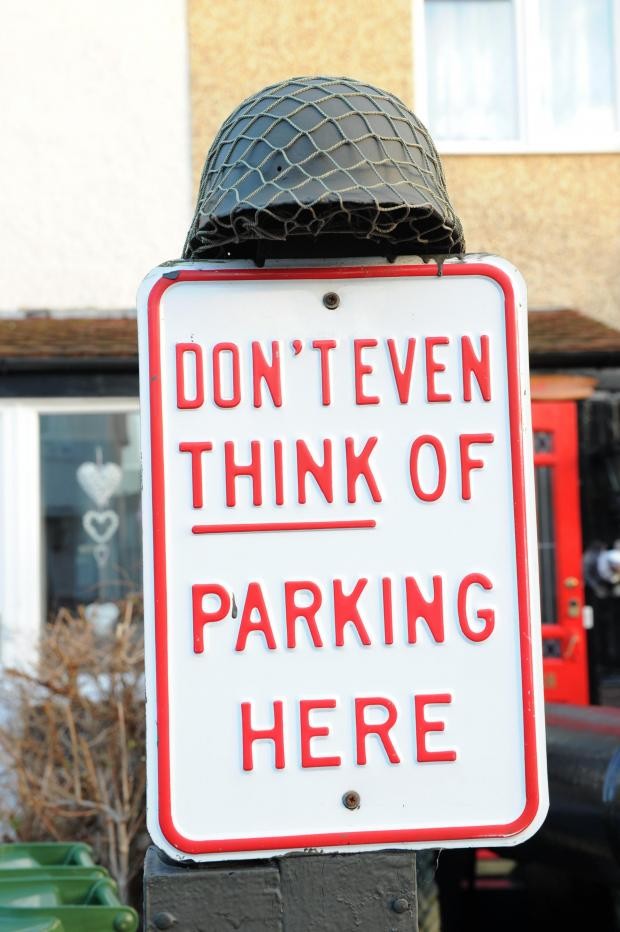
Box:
[188,0,413,186]
[0,0,192,312]
[441,155,620,328]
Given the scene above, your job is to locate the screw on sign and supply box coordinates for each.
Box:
[343,791,361,811]
[323,291,340,310]
[138,78,547,865]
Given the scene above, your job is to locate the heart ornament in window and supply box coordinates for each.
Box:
[83,509,120,544]
[84,601,120,633]
[77,461,122,509]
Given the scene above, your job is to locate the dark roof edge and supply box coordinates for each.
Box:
[0,356,138,374]
[530,351,620,368]
[2,350,620,376]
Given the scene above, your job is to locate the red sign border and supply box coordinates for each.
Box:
[146,262,539,855]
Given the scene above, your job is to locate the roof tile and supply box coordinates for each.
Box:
[0,310,618,360]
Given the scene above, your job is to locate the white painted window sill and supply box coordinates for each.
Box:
[436,140,620,156]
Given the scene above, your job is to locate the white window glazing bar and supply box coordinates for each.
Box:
[614,0,620,130]
[0,405,42,670]
[412,0,429,121]
[516,0,534,145]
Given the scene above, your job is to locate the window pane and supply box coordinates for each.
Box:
[535,463,557,624]
[538,0,616,137]
[425,0,518,140]
[543,638,562,659]
[533,431,553,454]
[40,412,141,618]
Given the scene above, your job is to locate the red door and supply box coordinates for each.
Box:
[532,401,588,704]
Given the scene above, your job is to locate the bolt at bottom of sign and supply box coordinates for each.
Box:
[152,911,175,929]
[342,790,361,810]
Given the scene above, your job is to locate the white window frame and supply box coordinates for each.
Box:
[0,396,139,670]
[413,0,620,154]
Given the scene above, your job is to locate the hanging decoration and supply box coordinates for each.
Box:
[77,447,121,570]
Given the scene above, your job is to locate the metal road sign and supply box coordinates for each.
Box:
[138,256,547,862]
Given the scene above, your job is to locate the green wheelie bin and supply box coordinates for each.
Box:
[0,861,137,931]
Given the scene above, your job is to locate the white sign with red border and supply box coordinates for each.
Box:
[138,256,547,862]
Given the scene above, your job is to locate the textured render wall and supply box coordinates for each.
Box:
[0,0,192,312]
[442,155,620,328]
[188,0,413,187]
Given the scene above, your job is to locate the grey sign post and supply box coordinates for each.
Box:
[144,846,419,930]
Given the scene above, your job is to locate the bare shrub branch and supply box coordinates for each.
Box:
[0,599,147,903]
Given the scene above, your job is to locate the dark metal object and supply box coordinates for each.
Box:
[392,897,410,913]
[322,291,340,309]
[521,704,620,881]
[143,847,281,931]
[152,912,175,930]
[144,846,417,931]
[342,789,361,810]
[184,75,464,262]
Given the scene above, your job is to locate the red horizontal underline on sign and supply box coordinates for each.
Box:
[192,519,376,535]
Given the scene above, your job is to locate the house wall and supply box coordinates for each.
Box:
[187,0,620,328]
[442,155,620,328]
[0,0,192,312]
[187,0,413,186]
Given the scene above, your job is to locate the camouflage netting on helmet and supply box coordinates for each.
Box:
[184,76,465,261]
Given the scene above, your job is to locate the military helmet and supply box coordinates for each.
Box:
[184,76,465,262]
